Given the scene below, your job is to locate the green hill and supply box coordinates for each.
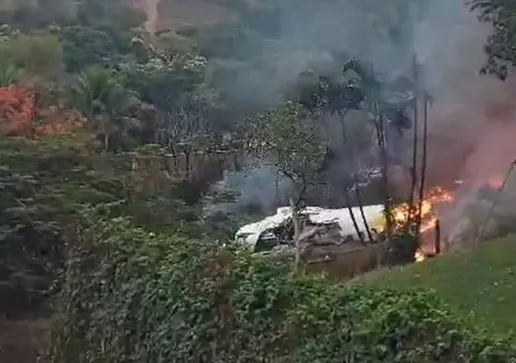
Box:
[363,235,516,341]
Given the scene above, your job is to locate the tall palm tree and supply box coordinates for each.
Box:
[340,60,380,242]
[341,58,416,238]
[415,91,430,236]
[71,67,140,151]
[296,61,376,243]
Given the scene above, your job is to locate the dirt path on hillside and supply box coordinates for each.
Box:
[137,0,161,34]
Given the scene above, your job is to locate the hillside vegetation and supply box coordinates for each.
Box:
[365,235,516,342]
[1,0,516,361]
[51,212,516,362]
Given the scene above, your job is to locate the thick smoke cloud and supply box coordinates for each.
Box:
[212,0,516,234]
[214,0,488,105]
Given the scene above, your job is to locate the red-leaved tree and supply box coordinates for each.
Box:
[0,85,86,139]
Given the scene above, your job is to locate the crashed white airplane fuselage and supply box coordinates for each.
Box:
[235,205,386,249]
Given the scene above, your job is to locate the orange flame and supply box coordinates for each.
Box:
[414,250,426,262]
[390,186,454,262]
[487,175,503,189]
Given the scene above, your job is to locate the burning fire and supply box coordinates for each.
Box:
[389,171,509,263]
[414,251,426,262]
[487,175,504,189]
[390,186,455,261]
[391,186,453,231]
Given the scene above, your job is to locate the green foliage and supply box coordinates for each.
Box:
[121,52,208,114]
[0,137,124,312]
[244,101,326,205]
[59,25,122,72]
[70,67,142,151]
[54,0,146,72]
[51,211,516,362]
[387,233,420,265]
[469,0,516,80]
[367,234,516,343]
[0,31,63,77]
[0,61,25,86]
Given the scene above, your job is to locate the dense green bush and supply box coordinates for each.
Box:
[0,136,218,318]
[0,137,124,317]
[51,209,516,363]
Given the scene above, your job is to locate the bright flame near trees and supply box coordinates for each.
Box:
[390,186,454,262]
[414,251,426,262]
[390,170,512,263]
[391,186,453,231]
[488,175,504,189]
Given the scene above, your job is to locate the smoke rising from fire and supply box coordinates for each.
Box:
[209,0,516,238]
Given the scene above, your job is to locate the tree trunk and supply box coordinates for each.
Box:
[376,110,393,239]
[294,177,307,209]
[275,170,280,206]
[344,189,365,244]
[354,184,374,241]
[104,133,109,152]
[290,197,302,271]
[340,111,373,242]
[434,219,441,255]
[407,57,419,233]
[416,92,429,236]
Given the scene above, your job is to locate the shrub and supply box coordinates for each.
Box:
[51,210,516,363]
[0,137,124,318]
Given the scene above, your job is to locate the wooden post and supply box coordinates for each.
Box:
[290,198,301,271]
[434,219,441,255]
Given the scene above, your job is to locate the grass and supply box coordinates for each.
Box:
[363,234,516,341]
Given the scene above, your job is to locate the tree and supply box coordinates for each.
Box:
[0,31,63,79]
[244,101,326,269]
[469,0,516,80]
[0,85,35,137]
[244,101,326,208]
[121,50,225,154]
[71,67,141,151]
[0,136,124,318]
[295,59,380,243]
[0,84,86,139]
[59,25,121,72]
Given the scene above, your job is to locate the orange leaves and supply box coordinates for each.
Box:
[0,85,35,136]
[0,85,86,139]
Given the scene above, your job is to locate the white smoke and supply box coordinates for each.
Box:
[210,0,516,238]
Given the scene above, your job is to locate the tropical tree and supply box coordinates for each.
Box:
[244,101,326,208]
[294,59,381,243]
[244,101,326,268]
[469,0,516,80]
[71,67,141,151]
[121,50,224,155]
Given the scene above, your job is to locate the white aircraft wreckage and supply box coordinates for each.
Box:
[235,205,387,252]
